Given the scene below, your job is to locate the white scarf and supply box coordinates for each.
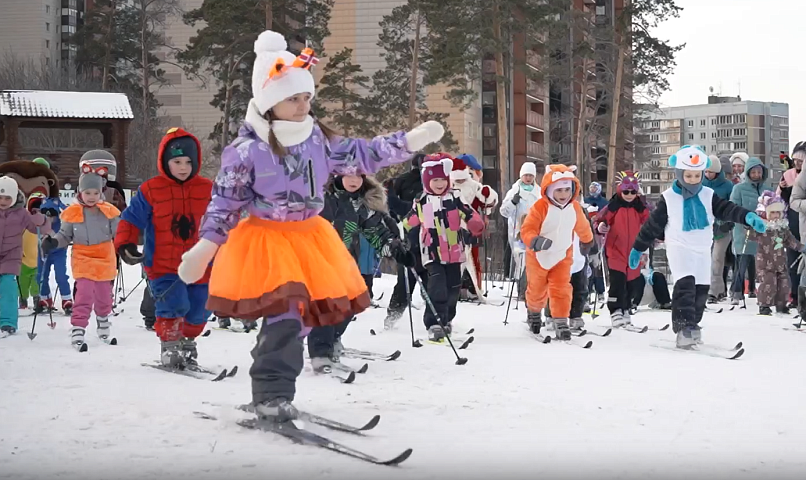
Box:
[245,99,314,147]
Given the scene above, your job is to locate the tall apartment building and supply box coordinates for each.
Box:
[324,0,482,167]
[634,95,790,200]
[153,0,220,144]
[0,0,84,69]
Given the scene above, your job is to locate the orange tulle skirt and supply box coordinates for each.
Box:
[207,215,370,327]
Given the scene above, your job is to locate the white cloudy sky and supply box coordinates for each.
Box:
[654,0,800,150]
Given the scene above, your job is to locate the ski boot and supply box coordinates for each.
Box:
[707,295,719,304]
[18,298,27,310]
[333,337,345,359]
[569,317,585,331]
[583,302,592,314]
[611,309,629,328]
[692,325,702,344]
[758,305,773,316]
[217,316,231,329]
[181,338,199,366]
[383,310,403,330]
[798,286,806,323]
[143,317,156,331]
[36,297,53,314]
[748,291,757,299]
[526,310,542,334]
[442,322,453,335]
[311,356,334,374]
[70,326,86,348]
[776,304,790,315]
[254,397,299,423]
[427,325,446,342]
[675,326,698,349]
[96,315,112,340]
[62,299,73,315]
[658,302,672,310]
[730,291,743,306]
[160,340,187,369]
[241,319,258,332]
[553,317,572,341]
[1,325,16,336]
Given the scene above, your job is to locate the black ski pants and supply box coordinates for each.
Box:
[731,254,757,295]
[671,276,709,333]
[388,262,427,315]
[607,269,642,313]
[251,318,304,404]
[423,262,462,329]
[307,316,353,358]
[140,283,156,328]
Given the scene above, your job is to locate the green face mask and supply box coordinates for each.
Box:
[520,181,535,192]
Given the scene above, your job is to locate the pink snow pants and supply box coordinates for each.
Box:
[71,278,113,328]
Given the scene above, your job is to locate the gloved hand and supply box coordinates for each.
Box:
[628,248,644,270]
[404,121,445,152]
[745,212,766,233]
[178,238,219,284]
[530,236,553,252]
[389,239,415,267]
[647,268,655,286]
[597,223,610,234]
[580,240,594,255]
[41,237,59,256]
[511,190,521,205]
[118,243,144,266]
[41,207,59,218]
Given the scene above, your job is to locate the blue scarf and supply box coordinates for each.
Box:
[672,181,709,232]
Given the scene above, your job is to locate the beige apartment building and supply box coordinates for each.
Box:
[324,0,482,158]
[0,0,82,69]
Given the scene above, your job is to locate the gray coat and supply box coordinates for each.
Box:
[788,168,806,244]
[54,205,120,249]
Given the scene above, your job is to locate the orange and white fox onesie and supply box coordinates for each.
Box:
[520,165,594,318]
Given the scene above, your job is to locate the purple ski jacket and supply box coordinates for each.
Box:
[0,191,49,275]
[200,122,414,244]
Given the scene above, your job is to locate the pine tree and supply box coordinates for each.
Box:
[316,48,370,137]
[179,0,333,152]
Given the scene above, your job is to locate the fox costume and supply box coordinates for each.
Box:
[520,164,594,339]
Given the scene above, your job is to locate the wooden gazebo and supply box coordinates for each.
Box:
[0,90,133,188]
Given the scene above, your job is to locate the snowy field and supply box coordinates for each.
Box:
[2,262,806,480]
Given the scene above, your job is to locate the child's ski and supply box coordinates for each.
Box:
[342,348,402,362]
[141,362,235,381]
[651,344,744,360]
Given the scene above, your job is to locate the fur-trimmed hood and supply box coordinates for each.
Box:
[326,175,388,214]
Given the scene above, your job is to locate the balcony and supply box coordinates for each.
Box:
[527,110,544,131]
[526,51,541,70]
[527,141,544,159]
[526,79,546,102]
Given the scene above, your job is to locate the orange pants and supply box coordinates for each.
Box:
[525,254,573,318]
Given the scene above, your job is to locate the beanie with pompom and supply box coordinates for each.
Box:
[251,30,317,115]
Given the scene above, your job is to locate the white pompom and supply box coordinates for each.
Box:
[254,30,287,54]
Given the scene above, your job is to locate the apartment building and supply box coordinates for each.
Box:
[324,0,482,167]
[0,0,84,69]
[635,95,790,200]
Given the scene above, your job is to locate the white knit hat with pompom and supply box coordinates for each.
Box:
[251,30,316,115]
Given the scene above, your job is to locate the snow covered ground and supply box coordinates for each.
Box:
[2,263,806,480]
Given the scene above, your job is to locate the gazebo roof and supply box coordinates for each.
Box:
[0,90,133,120]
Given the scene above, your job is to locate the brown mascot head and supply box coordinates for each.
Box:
[0,160,60,200]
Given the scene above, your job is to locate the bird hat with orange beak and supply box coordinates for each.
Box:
[669,144,712,231]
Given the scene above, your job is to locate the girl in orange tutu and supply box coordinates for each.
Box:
[177,30,444,422]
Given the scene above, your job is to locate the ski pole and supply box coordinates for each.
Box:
[403,267,421,348]
[119,276,145,304]
[503,267,517,326]
[409,267,467,365]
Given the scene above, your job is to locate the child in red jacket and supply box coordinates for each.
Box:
[114,128,214,369]
[593,171,649,327]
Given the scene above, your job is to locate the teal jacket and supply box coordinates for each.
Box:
[704,171,734,240]
[730,157,767,255]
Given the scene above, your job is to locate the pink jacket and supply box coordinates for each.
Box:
[778,168,800,195]
[0,192,49,275]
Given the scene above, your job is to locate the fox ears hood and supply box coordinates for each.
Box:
[158,127,202,183]
[540,164,581,198]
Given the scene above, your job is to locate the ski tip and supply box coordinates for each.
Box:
[370,329,377,336]
[211,369,228,382]
[343,371,357,384]
[465,328,475,335]
[455,357,468,366]
[659,324,670,331]
[734,342,743,351]
[79,343,88,352]
[110,338,118,346]
[730,348,745,360]
[583,341,593,349]
[381,448,413,466]
[227,365,239,377]
[603,328,613,336]
[387,350,402,361]
[716,308,724,313]
[202,330,212,337]
[357,364,369,374]
[361,415,381,431]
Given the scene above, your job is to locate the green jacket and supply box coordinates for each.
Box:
[730,157,767,255]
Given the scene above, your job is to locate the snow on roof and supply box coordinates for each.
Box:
[0,90,134,120]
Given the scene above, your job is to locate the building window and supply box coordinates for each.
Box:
[733,128,746,137]
[45,40,50,49]
[46,22,50,31]
[482,124,496,138]
[711,132,716,138]
[687,133,694,140]
[734,114,746,123]
[652,121,660,128]
[46,5,50,13]
[466,121,475,139]
[700,119,706,127]
[650,134,659,142]
[687,120,694,128]
[481,92,495,106]
[482,156,496,169]
[700,132,706,140]
[711,144,717,152]
[733,142,746,150]
[651,146,661,154]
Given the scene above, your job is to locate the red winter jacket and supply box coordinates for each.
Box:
[593,195,649,281]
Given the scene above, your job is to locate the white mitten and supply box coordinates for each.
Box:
[405,121,445,151]
[178,238,219,284]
